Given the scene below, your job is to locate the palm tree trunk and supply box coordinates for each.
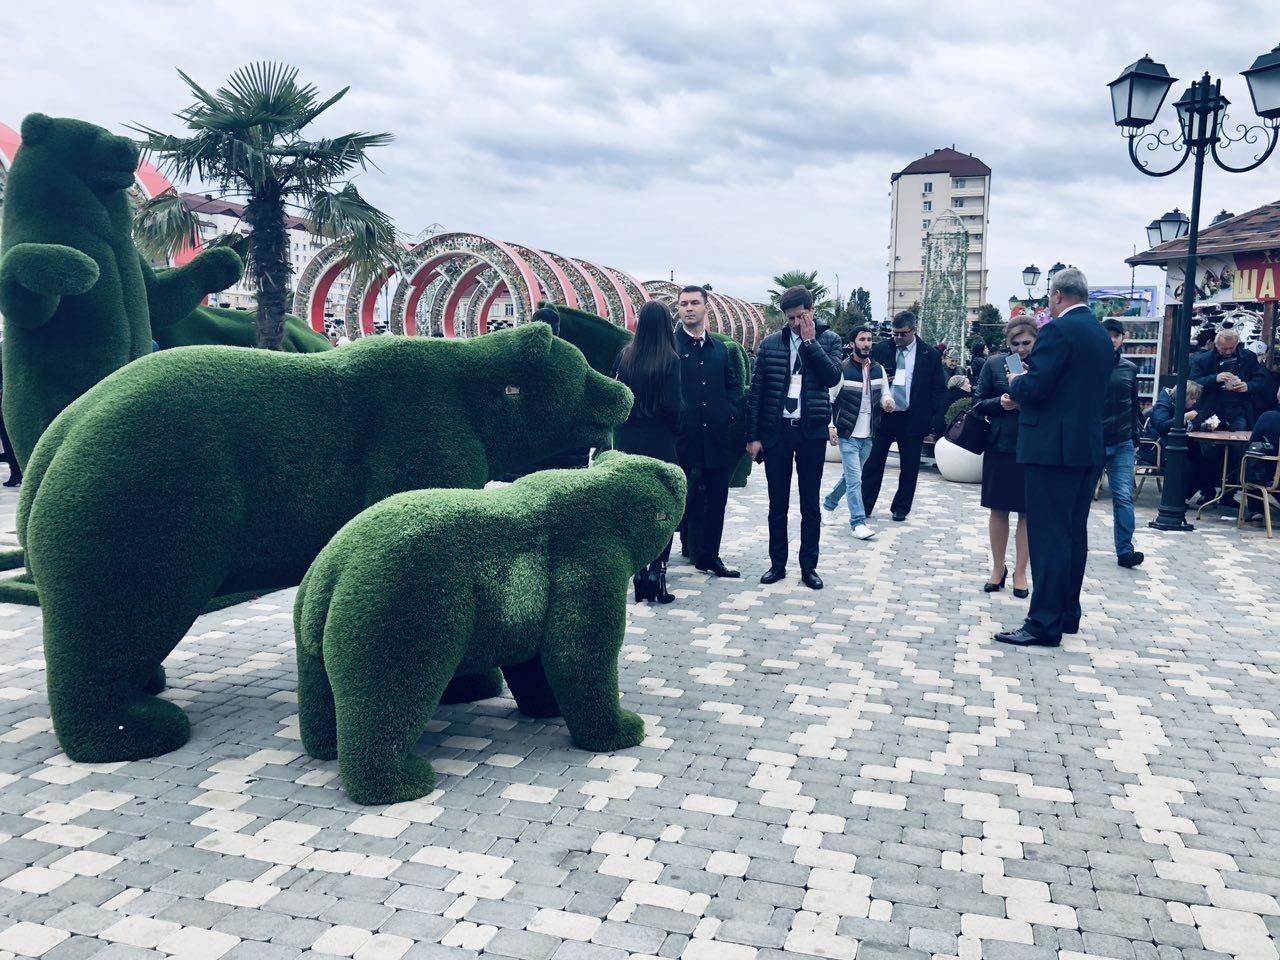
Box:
[245,182,289,350]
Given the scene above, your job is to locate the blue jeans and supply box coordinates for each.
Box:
[1104,440,1136,557]
[822,436,873,527]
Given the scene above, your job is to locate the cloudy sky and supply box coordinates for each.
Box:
[3,0,1277,317]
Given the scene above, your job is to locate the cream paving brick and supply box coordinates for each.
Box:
[206,880,281,908]
[254,819,321,844]
[440,922,496,951]
[101,916,184,949]
[527,909,603,941]
[684,940,759,960]
[0,867,73,894]
[346,815,407,838]
[1006,897,1078,928]
[312,925,373,956]
[21,823,105,847]
[961,914,1035,944]
[156,927,240,960]
[0,923,69,957]
[352,934,414,960]
[706,851,750,877]
[48,850,122,876]
[500,783,558,803]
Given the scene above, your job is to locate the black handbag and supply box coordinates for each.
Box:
[1245,438,1276,485]
[944,408,989,455]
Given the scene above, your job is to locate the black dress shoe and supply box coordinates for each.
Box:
[1062,622,1079,635]
[891,511,907,522]
[800,569,823,590]
[994,627,1060,647]
[696,558,741,578]
[760,567,786,584]
[1117,551,1144,568]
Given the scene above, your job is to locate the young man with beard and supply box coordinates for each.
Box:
[674,286,741,578]
[745,286,844,589]
[822,326,893,539]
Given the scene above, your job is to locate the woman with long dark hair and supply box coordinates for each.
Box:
[972,318,1037,598]
[613,300,685,603]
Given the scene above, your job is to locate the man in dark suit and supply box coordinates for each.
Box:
[860,311,946,522]
[675,286,741,578]
[997,267,1114,647]
[745,286,844,589]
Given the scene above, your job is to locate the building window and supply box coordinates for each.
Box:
[922,220,931,230]
[923,181,933,193]
[972,233,983,243]
[953,178,966,189]
[504,304,515,316]
[923,201,932,212]
[954,198,965,208]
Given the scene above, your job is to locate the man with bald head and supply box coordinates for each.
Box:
[1190,327,1267,433]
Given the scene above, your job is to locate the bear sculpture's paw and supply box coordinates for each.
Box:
[570,708,646,753]
[59,695,191,763]
[342,753,437,807]
[4,243,100,298]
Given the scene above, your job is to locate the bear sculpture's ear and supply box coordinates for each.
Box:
[20,113,53,145]
[517,321,553,365]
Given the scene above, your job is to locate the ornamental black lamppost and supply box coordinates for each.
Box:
[1108,45,1280,531]
[1021,264,1041,300]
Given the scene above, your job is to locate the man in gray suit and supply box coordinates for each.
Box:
[996,268,1114,647]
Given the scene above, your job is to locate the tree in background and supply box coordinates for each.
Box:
[973,303,1005,352]
[826,287,875,342]
[132,62,402,350]
[764,270,838,332]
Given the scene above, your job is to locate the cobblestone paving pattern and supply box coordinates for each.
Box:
[0,467,1278,960]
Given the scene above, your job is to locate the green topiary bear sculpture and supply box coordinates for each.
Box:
[155,304,333,353]
[0,114,243,468]
[294,450,684,805]
[19,324,631,763]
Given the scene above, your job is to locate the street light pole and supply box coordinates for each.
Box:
[1108,48,1280,532]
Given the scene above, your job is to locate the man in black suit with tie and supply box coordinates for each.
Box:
[675,286,741,578]
[997,267,1114,647]
[860,311,947,522]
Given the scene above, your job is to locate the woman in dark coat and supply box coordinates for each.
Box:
[613,301,684,603]
[971,318,1037,598]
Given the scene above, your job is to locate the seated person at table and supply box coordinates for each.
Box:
[1190,328,1268,431]
[1142,381,1214,502]
[1252,384,1280,451]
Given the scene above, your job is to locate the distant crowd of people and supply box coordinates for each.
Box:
[608,267,1279,648]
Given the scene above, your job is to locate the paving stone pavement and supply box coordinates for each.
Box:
[0,464,1278,960]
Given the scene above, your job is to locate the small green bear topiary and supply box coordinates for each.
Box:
[155,304,332,353]
[19,324,631,763]
[294,450,684,805]
[0,114,242,467]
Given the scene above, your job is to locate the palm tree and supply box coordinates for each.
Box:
[132,63,402,349]
[764,269,838,330]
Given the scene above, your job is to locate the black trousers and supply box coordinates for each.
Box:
[1024,464,1098,639]
[860,412,924,517]
[763,422,827,571]
[0,417,20,483]
[680,460,731,566]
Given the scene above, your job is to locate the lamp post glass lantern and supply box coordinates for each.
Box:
[1108,45,1280,532]
[1021,264,1040,298]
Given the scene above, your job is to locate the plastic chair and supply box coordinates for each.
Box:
[1238,451,1280,538]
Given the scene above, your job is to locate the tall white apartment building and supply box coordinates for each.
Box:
[887,148,991,324]
[182,194,351,322]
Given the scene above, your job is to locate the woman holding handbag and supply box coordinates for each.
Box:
[613,301,685,604]
[971,318,1038,597]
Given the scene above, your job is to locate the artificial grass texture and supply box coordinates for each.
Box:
[0,571,263,616]
[0,114,243,469]
[549,303,753,485]
[0,549,25,572]
[19,324,632,763]
[156,305,332,353]
[294,450,684,805]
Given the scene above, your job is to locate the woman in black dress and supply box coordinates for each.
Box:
[972,318,1037,598]
[613,301,684,603]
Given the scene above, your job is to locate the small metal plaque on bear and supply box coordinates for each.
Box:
[504,386,521,395]
[657,512,668,521]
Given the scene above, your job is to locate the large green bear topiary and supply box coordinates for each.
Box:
[294,450,684,805]
[550,303,753,485]
[19,324,631,763]
[0,113,243,467]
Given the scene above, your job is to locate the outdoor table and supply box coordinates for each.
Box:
[1187,430,1254,519]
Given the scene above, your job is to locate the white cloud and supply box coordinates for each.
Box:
[2,0,1276,317]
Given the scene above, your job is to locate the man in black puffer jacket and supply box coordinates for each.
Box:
[1101,319,1143,569]
[745,286,843,589]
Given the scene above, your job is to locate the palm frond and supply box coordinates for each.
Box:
[133,190,202,263]
[306,184,402,287]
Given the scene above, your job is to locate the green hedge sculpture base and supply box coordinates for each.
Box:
[19,325,631,764]
[156,305,332,353]
[550,303,753,486]
[294,451,684,806]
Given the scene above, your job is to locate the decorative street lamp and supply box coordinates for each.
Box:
[1108,46,1280,532]
[1021,264,1041,299]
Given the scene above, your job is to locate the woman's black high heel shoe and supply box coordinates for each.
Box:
[984,566,1008,593]
[653,561,675,604]
[1012,580,1029,599]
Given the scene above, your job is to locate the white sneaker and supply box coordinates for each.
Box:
[822,506,840,525]
[851,524,876,540]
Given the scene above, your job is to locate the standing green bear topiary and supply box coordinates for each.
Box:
[294,450,685,805]
[19,324,631,764]
[0,113,243,467]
